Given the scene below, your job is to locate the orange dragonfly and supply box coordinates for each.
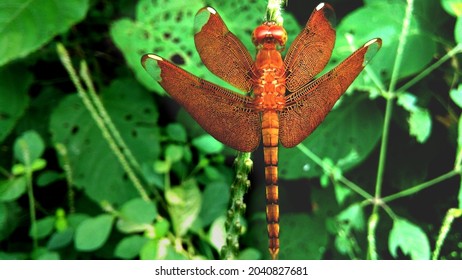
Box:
[142,3,381,259]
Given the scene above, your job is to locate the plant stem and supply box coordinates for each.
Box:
[296,144,373,200]
[398,44,462,93]
[367,0,414,259]
[56,43,150,202]
[382,170,459,203]
[432,208,462,260]
[55,143,76,213]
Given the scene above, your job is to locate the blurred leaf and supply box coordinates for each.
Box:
[458,175,462,209]
[166,123,187,143]
[153,160,171,174]
[0,176,26,202]
[456,16,462,43]
[165,144,184,162]
[334,184,353,205]
[280,97,382,179]
[75,214,114,251]
[207,216,226,251]
[334,1,436,81]
[120,198,157,224]
[50,78,160,204]
[409,108,432,143]
[199,181,230,227]
[115,235,147,259]
[237,248,261,260]
[29,216,55,239]
[111,0,299,93]
[442,0,462,16]
[47,228,74,250]
[166,179,202,236]
[450,84,462,108]
[0,63,31,143]
[37,171,63,187]
[140,239,158,260]
[389,218,430,260]
[154,219,170,238]
[0,202,21,241]
[337,203,365,231]
[192,134,224,154]
[459,115,462,148]
[0,0,89,66]
[13,130,45,164]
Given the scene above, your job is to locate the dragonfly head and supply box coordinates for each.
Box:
[252,22,287,50]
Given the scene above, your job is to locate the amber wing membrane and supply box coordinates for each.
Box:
[141,54,261,152]
[284,3,336,92]
[279,38,382,148]
[194,7,254,93]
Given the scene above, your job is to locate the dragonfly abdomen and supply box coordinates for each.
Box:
[262,110,280,260]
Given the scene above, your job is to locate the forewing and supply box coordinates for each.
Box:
[142,54,261,152]
[194,7,254,93]
[280,38,382,148]
[284,3,336,92]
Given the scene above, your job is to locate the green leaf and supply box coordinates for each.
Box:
[0,176,27,202]
[334,184,353,205]
[0,63,31,143]
[456,16,462,43]
[237,248,262,260]
[115,235,148,259]
[37,171,63,187]
[335,1,436,81]
[166,123,187,142]
[280,97,383,179]
[337,203,365,231]
[50,79,160,204]
[166,179,202,236]
[0,202,21,241]
[120,198,157,224]
[409,109,432,143]
[192,134,224,154]
[450,84,462,108]
[0,0,90,66]
[47,228,74,250]
[199,182,230,227]
[140,239,159,260]
[442,0,462,16]
[75,214,114,251]
[165,144,184,162]
[389,218,431,260]
[154,219,170,238]
[13,130,45,164]
[207,216,226,251]
[29,216,55,239]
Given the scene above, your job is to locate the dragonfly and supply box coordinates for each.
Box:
[142,2,381,259]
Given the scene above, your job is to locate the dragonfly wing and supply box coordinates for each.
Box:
[142,54,261,152]
[280,38,382,148]
[284,3,336,92]
[194,7,254,92]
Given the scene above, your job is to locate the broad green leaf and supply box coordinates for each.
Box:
[337,204,365,231]
[165,144,184,162]
[397,93,419,112]
[0,202,21,241]
[199,182,230,227]
[442,0,462,16]
[13,130,45,164]
[120,198,157,224]
[47,228,74,250]
[29,216,55,239]
[450,84,462,108]
[154,219,170,238]
[389,218,431,260]
[37,171,63,187]
[280,97,383,179]
[0,63,31,143]
[75,214,114,251]
[115,235,148,259]
[166,123,187,143]
[140,238,186,260]
[237,248,262,260]
[409,108,432,143]
[32,248,60,260]
[334,184,353,205]
[111,0,300,93]
[334,1,436,81]
[0,0,90,66]
[0,176,26,202]
[166,179,202,236]
[140,239,159,260]
[192,134,224,154]
[50,79,160,204]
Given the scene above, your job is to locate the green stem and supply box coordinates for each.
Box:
[221,152,252,260]
[432,208,462,260]
[382,170,459,203]
[56,43,150,202]
[398,44,462,93]
[55,143,76,213]
[296,144,373,200]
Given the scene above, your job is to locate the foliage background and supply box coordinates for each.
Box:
[0,0,461,260]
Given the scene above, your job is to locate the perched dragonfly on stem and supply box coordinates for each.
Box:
[142,2,381,259]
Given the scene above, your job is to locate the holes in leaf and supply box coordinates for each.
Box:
[71,125,79,135]
[143,107,152,115]
[171,54,185,65]
[131,129,138,138]
[163,32,171,39]
[125,114,133,121]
